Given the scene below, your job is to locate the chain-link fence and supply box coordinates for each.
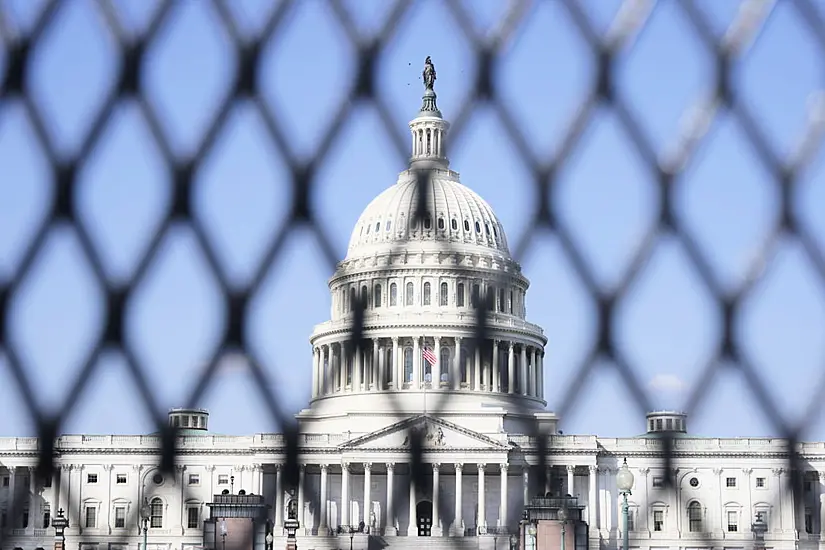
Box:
[2,0,825,548]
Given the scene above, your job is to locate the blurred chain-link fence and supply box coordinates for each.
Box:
[3,0,825,548]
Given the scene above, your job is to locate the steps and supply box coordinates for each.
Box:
[275,534,510,550]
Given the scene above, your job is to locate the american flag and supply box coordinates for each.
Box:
[422,346,438,366]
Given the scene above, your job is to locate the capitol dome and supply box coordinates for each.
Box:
[301,59,548,434]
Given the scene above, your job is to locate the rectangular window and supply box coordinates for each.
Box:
[85,506,97,528]
[21,508,29,528]
[805,510,813,534]
[187,507,200,529]
[688,505,702,532]
[456,283,465,307]
[44,476,52,488]
[727,511,738,532]
[805,480,813,492]
[627,509,635,531]
[653,510,664,532]
[756,477,766,488]
[217,474,229,485]
[43,507,51,528]
[471,284,480,307]
[116,474,127,484]
[1,476,8,487]
[652,476,664,488]
[87,473,98,484]
[726,477,736,488]
[114,507,126,528]
[188,474,200,485]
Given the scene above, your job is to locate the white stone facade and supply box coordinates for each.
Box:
[0,75,821,550]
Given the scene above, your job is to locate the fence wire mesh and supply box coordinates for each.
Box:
[2,0,825,548]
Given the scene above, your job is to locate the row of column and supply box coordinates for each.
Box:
[2,466,38,530]
[311,338,544,399]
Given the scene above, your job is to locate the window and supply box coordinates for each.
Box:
[1,476,8,487]
[116,474,127,484]
[464,220,470,232]
[218,474,229,485]
[652,476,664,488]
[390,283,397,306]
[43,477,52,488]
[653,510,664,532]
[451,219,457,230]
[0,510,6,528]
[405,282,414,306]
[439,348,450,382]
[626,508,635,531]
[423,282,431,305]
[374,285,382,308]
[508,290,513,313]
[726,477,736,488]
[498,288,505,312]
[87,473,98,484]
[756,477,766,488]
[21,507,29,528]
[424,215,432,230]
[349,287,356,312]
[404,347,413,383]
[457,283,465,307]
[475,221,481,233]
[42,505,50,528]
[187,507,200,529]
[805,509,813,534]
[114,507,126,528]
[440,282,448,306]
[727,511,738,532]
[460,348,469,383]
[150,498,163,528]
[360,286,368,306]
[437,218,444,230]
[85,506,97,529]
[188,474,200,485]
[688,502,702,532]
[755,511,767,524]
[471,284,480,307]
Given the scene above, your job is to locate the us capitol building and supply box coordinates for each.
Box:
[1,60,823,550]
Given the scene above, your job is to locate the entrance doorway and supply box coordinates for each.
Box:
[416,501,432,537]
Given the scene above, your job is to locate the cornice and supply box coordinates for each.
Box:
[311,321,547,345]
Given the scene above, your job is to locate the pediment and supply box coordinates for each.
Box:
[339,415,509,451]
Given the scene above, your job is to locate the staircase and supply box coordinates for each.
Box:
[273,534,509,550]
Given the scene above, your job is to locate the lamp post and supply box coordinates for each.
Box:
[52,508,69,550]
[140,500,151,550]
[509,533,519,550]
[265,531,273,550]
[558,506,567,550]
[616,458,635,550]
[526,523,537,550]
[219,518,228,550]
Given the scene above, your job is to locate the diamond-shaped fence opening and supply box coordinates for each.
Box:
[2,0,825,549]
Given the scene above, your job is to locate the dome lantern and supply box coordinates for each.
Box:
[409,56,450,169]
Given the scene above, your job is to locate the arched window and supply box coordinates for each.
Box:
[360,285,368,306]
[390,283,398,306]
[460,348,469,384]
[688,502,702,532]
[374,284,382,308]
[405,282,414,306]
[385,348,393,384]
[464,220,470,232]
[509,290,514,314]
[386,220,392,232]
[438,217,445,230]
[346,349,353,386]
[440,347,451,382]
[486,286,495,311]
[404,347,413,383]
[424,215,432,230]
[457,283,465,307]
[499,348,508,391]
[440,282,448,306]
[423,282,431,305]
[498,288,505,312]
[349,287,356,312]
[451,219,458,231]
[471,284,480,308]
[150,498,163,528]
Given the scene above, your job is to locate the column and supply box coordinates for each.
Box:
[522,468,529,506]
[520,345,528,395]
[59,465,70,517]
[341,463,350,527]
[538,352,544,399]
[354,344,362,391]
[545,467,552,495]
[473,346,481,390]
[311,347,317,397]
[432,464,441,536]
[499,465,508,528]
[588,466,599,530]
[408,473,417,536]
[319,465,329,534]
[567,465,575,497]
[363,463,372,531]
[452,464,463,535]
[819,472,825,536]
[507,343,515,394]
[477,464,486,531]
[28,467,37,531]
[275,464,284,528]
[797,470,807,534]
[320,345,328,394]
[373,340,380,389]
[453,337,462,389]
[492,340,500,392]
[338,344,345,392]
[378,341,386,391]
[434,337,441,385]
[714,468,724,533]
[8,467,16,527]
[530,348,537,396]
[413,337,421,389]
[297,465,305,528]
[392,337,400,390]
[386,463,396,535]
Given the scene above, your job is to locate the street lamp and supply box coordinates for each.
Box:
[526,523,537,550]
[616,458,635,550]
[558,506,568,550]
[266,531,274,550]
[52,508,69,550]
[752,513,768,550]
[140,500,151,550]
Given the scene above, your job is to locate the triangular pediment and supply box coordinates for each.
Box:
[339,415,510,451]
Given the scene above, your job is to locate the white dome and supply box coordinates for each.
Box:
[346,170,510,259]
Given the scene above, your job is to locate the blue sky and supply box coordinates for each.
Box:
[1,0,824,440]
